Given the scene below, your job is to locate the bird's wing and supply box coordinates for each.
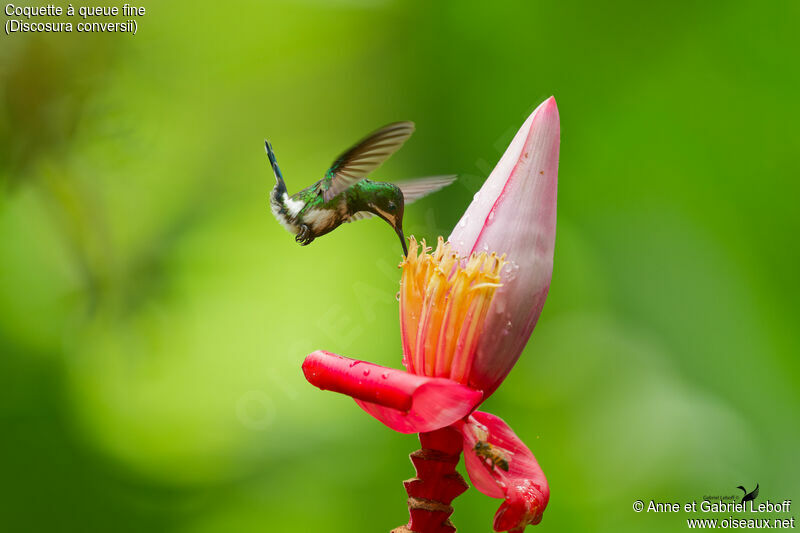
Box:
[320,121,415,203]
[751,484,759,499]
[395,175,457,205]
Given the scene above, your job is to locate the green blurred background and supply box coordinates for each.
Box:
[1,1,798,531]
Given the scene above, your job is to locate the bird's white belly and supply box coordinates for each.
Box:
[283,193,305,217]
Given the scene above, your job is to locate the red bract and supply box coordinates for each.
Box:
[303,351,483,434]
[302,97,560,532]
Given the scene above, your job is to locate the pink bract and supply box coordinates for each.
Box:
[448,96,559,397]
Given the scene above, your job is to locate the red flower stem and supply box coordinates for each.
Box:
[392,426,468,533]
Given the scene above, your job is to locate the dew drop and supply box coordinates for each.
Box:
[349,361,360,368]
[459,217,467,228]
[381,372,389,379]
[473,191,481,201]
[487,211,495,222]
[363,368,370,376]
[395,291,401,301]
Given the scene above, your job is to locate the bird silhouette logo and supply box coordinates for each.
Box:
[737,483,759,504]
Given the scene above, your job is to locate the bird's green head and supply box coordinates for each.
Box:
[366,183,407,255]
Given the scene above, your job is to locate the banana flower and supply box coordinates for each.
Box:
[303,97,559,532]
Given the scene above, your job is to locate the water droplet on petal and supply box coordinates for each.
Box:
[502,261,519,282]
[488,211,495,221]
[395,291,401,301]
[459,217,467,228]
[381,372,389,379]
[349,361,360,368]
[363,368,370,376]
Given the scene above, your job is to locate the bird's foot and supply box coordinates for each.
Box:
[295,224,309,242]
[295,224,314,246]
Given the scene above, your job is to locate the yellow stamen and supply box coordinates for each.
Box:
[399,236,506,384]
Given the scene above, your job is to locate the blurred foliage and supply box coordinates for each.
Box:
[1,1,798,532]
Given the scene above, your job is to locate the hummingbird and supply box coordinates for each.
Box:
[266,121,456,256]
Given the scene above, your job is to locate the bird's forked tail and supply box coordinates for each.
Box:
[265,140,288,200]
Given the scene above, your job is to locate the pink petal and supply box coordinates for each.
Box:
[457,411,549,531]
[448,97,560,397]
[302,350,482,434]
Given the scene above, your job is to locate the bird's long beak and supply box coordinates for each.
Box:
[395,224,408,257]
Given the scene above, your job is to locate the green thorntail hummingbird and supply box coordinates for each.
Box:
[266,121,456,256]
